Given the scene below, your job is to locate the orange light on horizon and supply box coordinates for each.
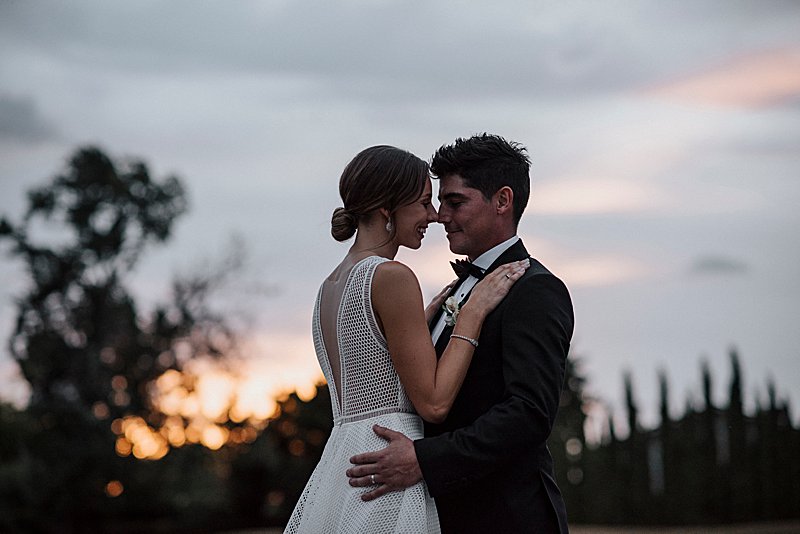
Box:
[201,424,229,450]
[112,332,326,459]
[113,415,169,460]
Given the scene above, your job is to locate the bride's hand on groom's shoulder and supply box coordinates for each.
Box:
[467,259,529,317]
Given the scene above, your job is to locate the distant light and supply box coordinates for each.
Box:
[111,375,128,391]
[567,468,584,485]
[279,420,298,437]
[201,425,228,450]
[296,383,318,402]
[267,490,285,507]
[566,438,583,458]
[100,348,117,365]
[112,390,130,407]
[92,402,110,420]
[115,437,132,457]
[185,424,202,444]
[105,480,124,498]
[157,351,175,368]
[288,438,305,456]
[156,369,183,391]
[111,418,124,434]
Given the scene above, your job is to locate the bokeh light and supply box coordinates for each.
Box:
[110,348,323,459]
[104,480,124,498]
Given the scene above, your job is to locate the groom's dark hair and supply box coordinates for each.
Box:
[431,133,530,225]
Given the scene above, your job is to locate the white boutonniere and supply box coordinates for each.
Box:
[442,296,461,326]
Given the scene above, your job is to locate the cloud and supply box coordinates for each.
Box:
[3,1,798,104]
[534,178,668,215]
[0,94,58,142]
[548,254,652,287]
[645,47,800,108]
[689,256,750,276]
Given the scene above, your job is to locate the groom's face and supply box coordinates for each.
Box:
[437,174,497,260]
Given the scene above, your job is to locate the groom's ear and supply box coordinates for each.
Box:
[494,186,514,216]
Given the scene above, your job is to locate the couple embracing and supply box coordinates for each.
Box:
[284,134,574,533]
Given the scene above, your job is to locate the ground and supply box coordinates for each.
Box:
[228,521,800,533]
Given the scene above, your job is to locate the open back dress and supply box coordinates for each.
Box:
[284,256,440,533]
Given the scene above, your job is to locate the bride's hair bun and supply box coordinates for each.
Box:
[331,207,357,241]
[331,146,428,243]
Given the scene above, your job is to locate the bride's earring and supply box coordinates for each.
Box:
[385,219,393,233]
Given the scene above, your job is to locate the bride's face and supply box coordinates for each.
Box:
[392,177,437,250]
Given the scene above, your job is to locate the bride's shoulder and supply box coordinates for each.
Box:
[372,261,423,310]
[373,259,419,287]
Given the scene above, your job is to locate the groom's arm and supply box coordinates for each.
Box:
[415,272,573,496]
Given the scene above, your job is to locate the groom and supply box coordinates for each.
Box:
[347,134,574,533]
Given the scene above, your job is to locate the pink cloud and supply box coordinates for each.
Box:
[645,47,800,108]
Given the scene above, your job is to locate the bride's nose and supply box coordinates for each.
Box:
[427,206,438,223]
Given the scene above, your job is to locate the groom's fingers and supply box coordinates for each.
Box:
[347,426,394,473]
[361,484,391,501]
[372,424,402,441]
[347,424,421,499]
[348,451,378,469]
[347,473,378,488]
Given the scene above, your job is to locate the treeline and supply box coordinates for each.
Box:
[254,351,800,528]
[548,352,800,525]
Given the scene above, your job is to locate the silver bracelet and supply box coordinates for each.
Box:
[450,334,479,348]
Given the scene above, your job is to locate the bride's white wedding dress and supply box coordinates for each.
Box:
[284,256,440,534]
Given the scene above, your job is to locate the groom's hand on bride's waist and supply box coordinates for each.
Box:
[346,425,422,501]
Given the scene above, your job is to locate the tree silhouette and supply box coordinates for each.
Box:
[0,146,237,532]
[1,147,188,418]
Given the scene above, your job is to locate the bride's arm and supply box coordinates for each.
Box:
[372,261,525,424]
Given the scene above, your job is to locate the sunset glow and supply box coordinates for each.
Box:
[108,331,325,459]
[646,47,800,108]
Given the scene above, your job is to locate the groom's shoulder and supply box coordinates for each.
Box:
[518,257,571,299]
[526,256,550,277]
[524,256,561,281]
[513,242,560,280]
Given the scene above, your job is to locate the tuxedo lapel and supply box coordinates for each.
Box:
[483,239,531,276]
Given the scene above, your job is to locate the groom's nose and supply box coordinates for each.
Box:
[436,206,450,224]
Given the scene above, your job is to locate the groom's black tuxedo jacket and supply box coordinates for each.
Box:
[415,240,573,534]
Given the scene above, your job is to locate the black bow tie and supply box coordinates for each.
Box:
[450,259,485,281]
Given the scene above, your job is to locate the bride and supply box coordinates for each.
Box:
[284,145,528,533]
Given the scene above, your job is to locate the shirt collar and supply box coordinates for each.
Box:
[471,236,519,270]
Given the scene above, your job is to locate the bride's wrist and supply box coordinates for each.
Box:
[458,304,488,323]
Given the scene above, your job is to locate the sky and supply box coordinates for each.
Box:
[1,0,799,435]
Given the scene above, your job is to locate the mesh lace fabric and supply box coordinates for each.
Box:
[284,256,440,533]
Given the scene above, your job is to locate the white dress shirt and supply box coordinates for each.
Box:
[431,236,520,344]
